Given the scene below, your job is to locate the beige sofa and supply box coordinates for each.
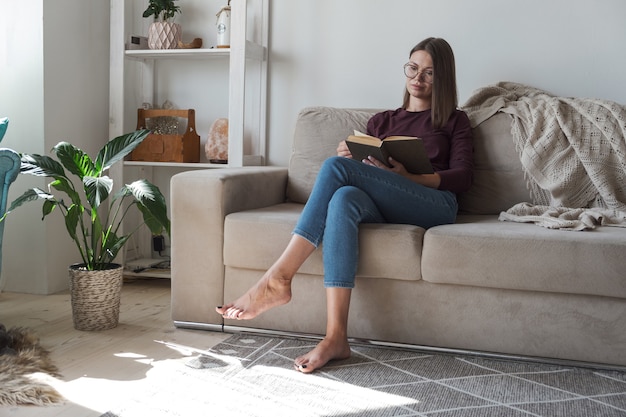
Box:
[170,107,626,367]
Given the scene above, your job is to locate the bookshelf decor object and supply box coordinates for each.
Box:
[216,1,232,48]
[143,0,182,50]
[130,108,200,163]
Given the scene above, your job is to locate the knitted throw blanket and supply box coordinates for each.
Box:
[463,82,626,230]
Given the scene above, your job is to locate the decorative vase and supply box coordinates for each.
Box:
[216,3,231,48]
[148,22,182,50]
[68,263,124,331]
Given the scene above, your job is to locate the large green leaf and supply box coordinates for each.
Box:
[5,188,55,216]
[100,232,131,266]
[54,142,97,179]
[42,199,57,219]
[65,204,82,242]
[137,202,167,235]
[122,179,170,235]
[50,178,81,206]
[95,130,150,172]
[20,154,66,179]
[84,175,113,210]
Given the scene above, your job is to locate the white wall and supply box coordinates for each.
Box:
[0,1,47,293]
[0,1,110,294]
[266,0,626,166]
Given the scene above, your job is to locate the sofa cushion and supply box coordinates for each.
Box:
[422,215,626,299]
[287,107,379,204]
[458,113,531,215]
[224,203,425,281]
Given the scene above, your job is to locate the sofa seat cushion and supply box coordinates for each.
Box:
[422,215,626,299]
[224,203,426,281]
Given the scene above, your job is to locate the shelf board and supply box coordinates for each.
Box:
[124,269,171,279]
[124,160,232,168]
[124,257,171,279]
[124,42,267,61]
[125,48,230,60]
[124,155,264,168]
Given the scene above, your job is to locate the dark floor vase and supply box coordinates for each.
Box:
[69,263,123,331]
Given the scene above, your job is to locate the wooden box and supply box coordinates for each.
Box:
[130,109,200,163]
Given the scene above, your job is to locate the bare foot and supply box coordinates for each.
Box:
[215,270,292,320]
[294,336,351,373]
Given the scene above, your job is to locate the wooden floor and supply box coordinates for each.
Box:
[0,278,229,417]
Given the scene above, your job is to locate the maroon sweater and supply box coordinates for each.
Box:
[367,108,473,194]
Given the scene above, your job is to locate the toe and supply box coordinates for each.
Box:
[221,307,234,318]
[294,357,308,371]
[294,356,316,373]
[298,363,315,373]
[216,303,232,315]
[294,362,310,373]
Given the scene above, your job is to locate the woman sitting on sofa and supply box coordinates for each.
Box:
[217,37,474,373]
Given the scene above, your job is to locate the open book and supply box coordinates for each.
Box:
[346,130,434,174]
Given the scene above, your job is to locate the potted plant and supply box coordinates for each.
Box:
[143,0,182,50]
[2,129,170,331]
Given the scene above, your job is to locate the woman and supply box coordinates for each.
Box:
[216,37,473,373]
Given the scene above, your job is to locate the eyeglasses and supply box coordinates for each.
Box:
[403,63,434,83]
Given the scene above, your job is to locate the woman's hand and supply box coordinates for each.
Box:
[337,141,352,158]
[366,156,442,188]
[363,155,409,175]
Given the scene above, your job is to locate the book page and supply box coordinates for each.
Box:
[384,135,418,141]
[353,130,374,138]
[353,130,416,141]
[347,133,381,146]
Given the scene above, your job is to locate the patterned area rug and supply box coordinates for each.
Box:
[0,326,63,406]
[102,333,626,417]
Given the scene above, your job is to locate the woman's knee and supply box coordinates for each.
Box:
[320,155,358,175]
[328,186,381,223]
[328,186,362,211]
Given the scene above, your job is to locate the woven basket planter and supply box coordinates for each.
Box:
[68,263,123,331]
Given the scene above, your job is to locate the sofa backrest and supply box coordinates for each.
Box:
[457,112,531,214]
[286,106,531,215]
[287,107,378,204]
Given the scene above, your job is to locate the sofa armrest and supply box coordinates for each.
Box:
[170,167,288,326]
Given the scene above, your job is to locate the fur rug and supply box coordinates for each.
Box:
[0,326,63,406]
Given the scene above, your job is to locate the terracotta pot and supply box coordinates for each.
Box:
[68,263,123,331]
[148,22,182,50]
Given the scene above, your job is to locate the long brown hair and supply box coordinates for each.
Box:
[402,37,458,129]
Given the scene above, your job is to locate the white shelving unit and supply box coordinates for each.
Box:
[108,0,268,277]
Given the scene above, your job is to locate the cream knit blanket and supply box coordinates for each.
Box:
[463,82,626,230]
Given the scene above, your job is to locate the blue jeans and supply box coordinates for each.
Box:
[293,156,458,288]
